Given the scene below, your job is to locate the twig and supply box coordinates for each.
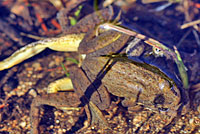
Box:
[177,28,192,48]
[181,19,200,29]
[192,30,200,46]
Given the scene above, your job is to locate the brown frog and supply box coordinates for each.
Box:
[70,29,181,117]
[30,7,181,134]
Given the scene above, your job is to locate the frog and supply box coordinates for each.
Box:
[30,27,181,133]
[41,27,181,133]
[0,6,182,134]
[35,19,183,133]
[69,29,181,118]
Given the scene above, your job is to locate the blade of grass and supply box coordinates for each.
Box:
[61,62,70,77]
[66,57,79,65]
[75,5,83,17]
[174,46,189,89]
[69,5,83,26]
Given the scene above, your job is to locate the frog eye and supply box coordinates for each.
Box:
[155,48,161,52]
[153,94,165,105]
[153,47,164,57]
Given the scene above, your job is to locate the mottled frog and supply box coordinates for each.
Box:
[28,7,181,134]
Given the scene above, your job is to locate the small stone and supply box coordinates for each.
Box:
[58,128,63,134]
[19,121,26,128]
[50,125,54,129]
[49,61,56,68]
[54,111,59,116]
[28,88,37,97]
[62,129,66,133]
[91,126,95,130]
[32,62,42,70]
[189,119,194,124]
[56,119,60,124]
[21,84,26,88]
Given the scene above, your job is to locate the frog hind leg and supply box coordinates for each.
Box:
[0,34,84,71]
[30,92,81,134]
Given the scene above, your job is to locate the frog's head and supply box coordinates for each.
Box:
[153,80,182,117]
[153,93,180,117]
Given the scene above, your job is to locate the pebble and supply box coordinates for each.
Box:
[50,125,54,129]
[28,88,37,97]
[21,84,26,88]
[56,119,60,124]
[32,62,41,70]
[19,121,26,128]
[49,61,56,67]
[189,118,194,124]
[58,128,63,134]
[62,129,66,133]
[54,111,60,116]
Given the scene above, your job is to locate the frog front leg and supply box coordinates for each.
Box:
[69,66,110,128]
